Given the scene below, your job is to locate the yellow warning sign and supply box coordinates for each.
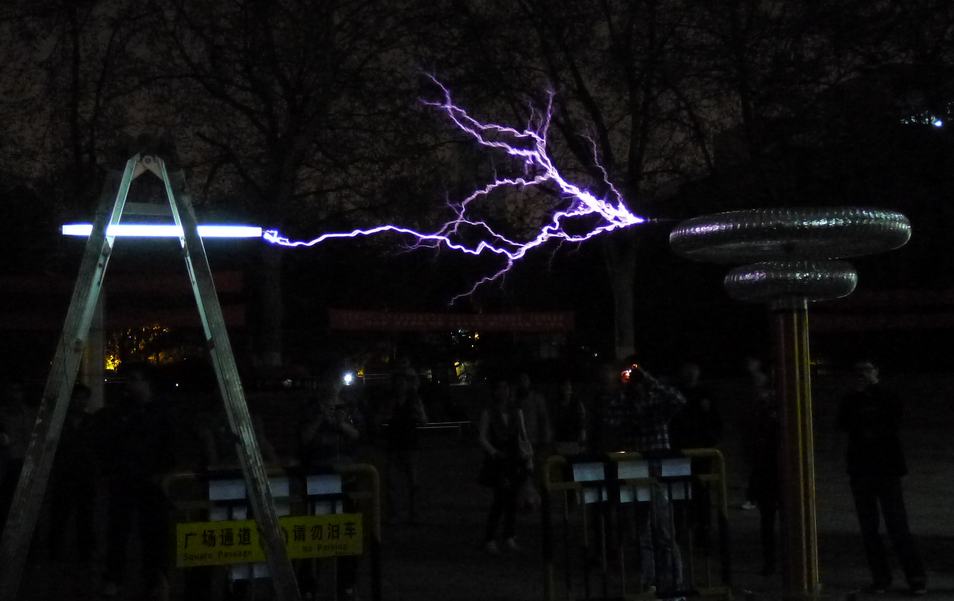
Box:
[176,514,363,567]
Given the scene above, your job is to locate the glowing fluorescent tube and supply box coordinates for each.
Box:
[194,226,264,238]
[61,223,263,238]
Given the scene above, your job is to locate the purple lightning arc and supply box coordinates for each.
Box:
[263,79,645,298]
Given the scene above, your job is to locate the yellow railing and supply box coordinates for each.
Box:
[162,463,382,601]
[540,449,731,601]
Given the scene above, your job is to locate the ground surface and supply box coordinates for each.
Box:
[15,374,954,600]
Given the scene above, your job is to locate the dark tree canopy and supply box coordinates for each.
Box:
[0,0,951,368]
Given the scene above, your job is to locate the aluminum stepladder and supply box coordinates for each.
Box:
[0,144,302,601]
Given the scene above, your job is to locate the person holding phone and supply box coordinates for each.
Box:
[298,368,362,601]
[606,359,687,597]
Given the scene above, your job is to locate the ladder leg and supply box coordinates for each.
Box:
[0,158,139,601]
[159,158,301,601]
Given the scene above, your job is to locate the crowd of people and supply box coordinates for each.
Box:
[0,354,930,598]
[472,356,928,598]
[470,360,710,596]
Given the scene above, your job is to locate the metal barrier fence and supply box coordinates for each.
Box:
[163,463,381,600]
[380,420,474,438]
[541,449,731,601]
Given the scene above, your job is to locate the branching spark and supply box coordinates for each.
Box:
[263,79,646,299]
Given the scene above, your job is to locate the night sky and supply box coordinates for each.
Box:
[0,1,952,379]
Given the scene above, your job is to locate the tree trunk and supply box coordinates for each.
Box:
[603,228,639,360]
[258,242,285,369]
[67,2,84,201]
[256,154,300,369]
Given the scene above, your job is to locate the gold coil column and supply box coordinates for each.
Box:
[772,300,819,595]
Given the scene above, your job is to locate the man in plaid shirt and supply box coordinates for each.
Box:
[603,361,687,597]
[603,364,686,453]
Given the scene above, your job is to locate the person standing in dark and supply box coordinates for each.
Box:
[749,388,780,576]
[603,361,687,454]
[670,363,723,452]
[670,362,723,549]
[552,380,586,455]
[741,357,771,511]
[181,394,281,601]
[97,363,175,600]
[586,363,624,566]
[837,361,926,595]
[0,378,34,530]
[514,372,552,454]
[47,383,98,564]
[514,371,551,512]
[201,396,280,470]
[591,363,623,453]
[300,372,362,469]
[378,371,427,523]
[478,379,532,554]
[298,369,362,601]
[604,360,687,595]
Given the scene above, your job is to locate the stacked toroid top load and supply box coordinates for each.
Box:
[669,208,911,307]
